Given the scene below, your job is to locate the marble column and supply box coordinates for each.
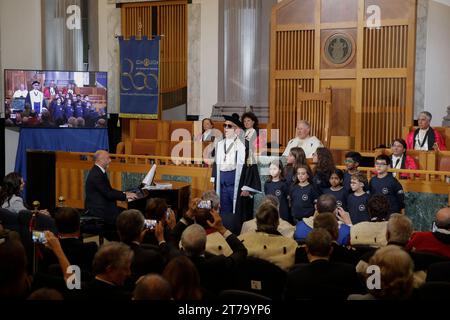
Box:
[187,4,201,117]
[414,0,429,118]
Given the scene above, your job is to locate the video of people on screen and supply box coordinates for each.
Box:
[4,70,108,128]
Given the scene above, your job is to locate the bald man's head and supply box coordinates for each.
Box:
[133,274,172,300]
[94,150,111,170]
[436,207,450,230]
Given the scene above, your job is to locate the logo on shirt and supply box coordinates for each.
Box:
[359,204,366,212]
[316,179,322,185]
[337,200,343,208]
[275,190,281,197]
[382,188,389,195]
[397,190,404,195]
[302,194,309,201]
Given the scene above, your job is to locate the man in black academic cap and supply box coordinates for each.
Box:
[213,114,246,234]
[25,80,46,116]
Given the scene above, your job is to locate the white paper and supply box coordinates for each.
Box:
[141,164,156,188]
[241,186,263,194]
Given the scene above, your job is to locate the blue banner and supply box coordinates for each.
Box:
[119,36,160,119]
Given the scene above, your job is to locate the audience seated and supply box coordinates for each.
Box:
[295,213,361,265]
[180,210,247,295]
[133,274,172,300]
[294,194,350,245]
[406,207,450,258]
[41,207,97,274]
[349,195,390,247]
[348,246,414,300]
[285,229,362,300]
[238,202,298,271]
[116,209,166,285]
[27,288,64,300]
[240,195,295,238]
[87,242,134,300]
[162,255,202,300]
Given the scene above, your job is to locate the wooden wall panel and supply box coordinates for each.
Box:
[270,0,416,151]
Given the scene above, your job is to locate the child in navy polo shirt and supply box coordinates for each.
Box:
[369,154,405,215]
[324,169,347,210]
[347,172,370,224]
[264,160,290,222]
[290,165,319,222]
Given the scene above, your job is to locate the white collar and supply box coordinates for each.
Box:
[95,164,106,174]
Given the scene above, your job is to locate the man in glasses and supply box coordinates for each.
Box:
[213,114,246,233]
[369,154,405,217]
[282,120,323,159]
[405,111,446,151]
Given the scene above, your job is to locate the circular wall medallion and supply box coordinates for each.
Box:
[324,33,355,67]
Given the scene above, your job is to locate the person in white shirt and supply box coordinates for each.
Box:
[214,114,246,233]
[12,84,28,99]
[282,120,323,158]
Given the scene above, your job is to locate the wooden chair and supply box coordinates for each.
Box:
[297,86,332,147]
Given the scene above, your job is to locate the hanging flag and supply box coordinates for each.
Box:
[119,36,160,119]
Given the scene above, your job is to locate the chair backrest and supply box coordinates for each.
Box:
[426,262,450,282]
[297,86,332,147]
[417,281,450,300]
[219,289,272,301]
[233,257,287,300]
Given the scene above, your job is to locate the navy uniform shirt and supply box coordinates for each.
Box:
[369,173,405,214]
[347,193,370,224]
[289,184,319,220]
[324,187,348,211]
[264,180,290,221]
[312,171,331,195]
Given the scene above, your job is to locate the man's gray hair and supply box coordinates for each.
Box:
[387,214,413,244]
[116,209,145,243]
[92,242,134,275]
[181,224,207,256]
[133,274,172,300]
[202,191,220,210]
[420,111,432,121]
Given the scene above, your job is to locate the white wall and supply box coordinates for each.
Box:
[0,0,42,174]
[193,0,219,119]
[98,0,111,72]
[424,0,450,126]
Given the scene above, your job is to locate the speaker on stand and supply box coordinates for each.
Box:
[26,151,56,213]
[107,114,122,154]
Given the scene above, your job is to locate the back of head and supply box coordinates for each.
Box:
[0,236,28,299]
[54,207,80,234]
[116,209,145,244]
[367,195,390,221]
[368,246,414,300]
[387,214,413,244]
[27,288,64,300]
[181,224,207,257]
[133,274,172,300]
[92,242,133,276]
[194,208,213,230]
[162,255,202,300]
[145,198,168,221]
[260,194,280,210]
[316,194,337,214]
[435,207,450,231]
[313,213,339,241]
[305,228,332,258]
[256,202,279,234]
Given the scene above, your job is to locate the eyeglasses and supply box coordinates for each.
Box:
[223,124,234,129]
[344,159,355,164]
[375,162,388,166]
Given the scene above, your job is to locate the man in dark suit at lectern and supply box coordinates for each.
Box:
[85,150,137,224]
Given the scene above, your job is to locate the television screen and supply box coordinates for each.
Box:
[4,70,107,128]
